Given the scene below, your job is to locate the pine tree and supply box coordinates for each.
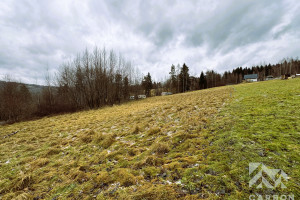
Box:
[123,76,129,100]
[142,72,153,97]
[199,71,207,89]
[169,64,177,93]
[179,63,190,92]
[114,73,122,103]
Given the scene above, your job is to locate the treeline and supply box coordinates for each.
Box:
[39,47,143,115]
[164,58,300,92]
[0,47,145,122]
[1,49,300,123]
[0,80,33,122]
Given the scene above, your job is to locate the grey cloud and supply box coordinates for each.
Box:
[0,0,299,84]
[151,23,175,46]
[184,29,203,47]
[198,1,282,53]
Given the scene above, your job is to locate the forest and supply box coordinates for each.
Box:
[0,46,300,123]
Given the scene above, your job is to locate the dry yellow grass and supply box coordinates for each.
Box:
[2,79,300,199]
[0,86,232,199]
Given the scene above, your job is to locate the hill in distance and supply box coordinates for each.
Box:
[0,80,47,95]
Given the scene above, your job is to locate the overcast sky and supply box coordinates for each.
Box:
[0,0,299,84]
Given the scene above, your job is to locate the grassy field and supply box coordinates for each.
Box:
[0,79,299,199]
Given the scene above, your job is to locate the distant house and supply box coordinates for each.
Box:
[138,95,146,99]
[244,74,258,82]
[266,75,274,81]
[161,92,173,96]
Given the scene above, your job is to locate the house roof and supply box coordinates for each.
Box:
[244,74,258,79]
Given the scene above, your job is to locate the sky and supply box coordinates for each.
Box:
[0,0,300,84]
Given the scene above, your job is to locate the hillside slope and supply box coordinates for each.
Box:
[0,79,299,199]
[0,81,47,95]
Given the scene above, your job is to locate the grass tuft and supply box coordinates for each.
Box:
[151,143,170,155]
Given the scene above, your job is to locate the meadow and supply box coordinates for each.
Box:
[0,78,299,199]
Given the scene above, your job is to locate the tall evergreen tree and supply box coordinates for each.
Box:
[169,64,177,93]
[179,63,190,92]
[123,76,129,100]
[142,72,153,97]
[199,71,207,89]
[114,73,122,103]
